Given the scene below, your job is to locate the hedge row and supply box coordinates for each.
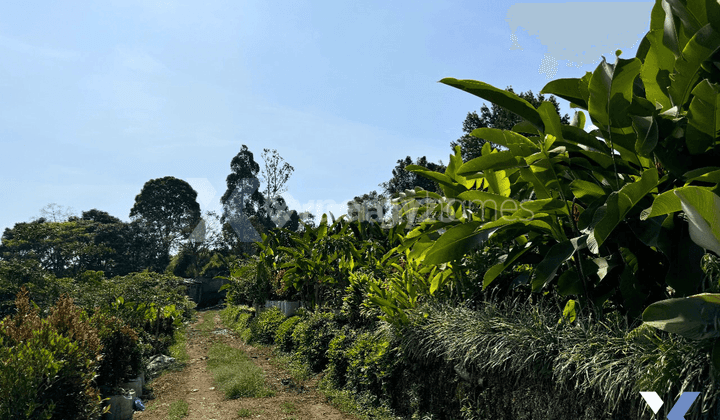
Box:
[221,300,720,420]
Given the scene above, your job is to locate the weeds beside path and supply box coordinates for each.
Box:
[135,308,357,420]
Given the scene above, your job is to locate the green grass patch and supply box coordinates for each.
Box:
[197,310,217,336]
[281,401,297,414]
[167,400,189,420]
[206,342,274,399]
[317,376,400,420]
[237,407,254,417]
[168,324,190,365]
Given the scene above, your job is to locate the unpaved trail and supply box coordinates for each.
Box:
[135,309,358,420]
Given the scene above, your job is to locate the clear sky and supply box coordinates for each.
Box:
[0,1,655,234]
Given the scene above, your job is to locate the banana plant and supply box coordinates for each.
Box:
[397,0,720,321]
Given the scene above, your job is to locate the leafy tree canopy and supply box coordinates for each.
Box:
[380,156,446,197]
[130,176,201,255]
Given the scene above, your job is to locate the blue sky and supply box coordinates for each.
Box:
[0,1,655,234]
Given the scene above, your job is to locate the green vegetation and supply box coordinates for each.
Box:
[3,0,720,418]
[166,400,189,420]
[280,401,297,414]
[206,342,273,399]
[237,408,254,417]
[168,322,190,365]
[197,310,216,336]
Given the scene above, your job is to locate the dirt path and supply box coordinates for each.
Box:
[135,309,357,420]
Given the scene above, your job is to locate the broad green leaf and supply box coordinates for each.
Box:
[516,198,569,216]
[470,128,538,157]
[640,29,675,110]
[440,78,544,131]
[640,185,717,219]
[590,168,659,252]
[570,110,586,130]
[588,55,642,130]
[684,167,720,183]
[686,79,720,154]
[669,23,720,108]
[518,167,552,199]
[483,244,533,289]
[675,188,720,255]
[511,120,540,135]
[423,221,493,265]
[642,293,720,340]
[484,169,511,197]
[538,101,565,142]
[457,191,520,217]
[570,179,607,200]
[662,0,682,57]
[641,188,683,219]
[457,150,522,175]
[532,236,587,291]
[557,269,583,296]
[561,299,578,323]
[541,77,589,109]
[631,115,659,157]
[406,164,466,197]
[709,0,720,34]
[445,145,475,189]
[560,125,611,153]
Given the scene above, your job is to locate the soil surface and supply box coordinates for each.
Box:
[134,309,358,420]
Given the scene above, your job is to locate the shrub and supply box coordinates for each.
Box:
[220,305,254,328]
[291,311,341,372]
[275,315,301,352]
[91,311,143,393]
[0,289,103,420]
[249,306,285,345]
[325,327,358,388]
[344,331,395,397]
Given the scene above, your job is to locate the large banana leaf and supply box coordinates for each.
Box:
[589,168,659,253]
[440,78,545,131]
[423,221,495,265]
[685,79,720,154]
[668,23,720,108]
[640,29,675,110]
[674,187,720,255]
[643,293,720,340]
[588,55,642,130]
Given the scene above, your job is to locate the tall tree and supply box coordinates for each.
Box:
[260,148,294,203]
[380,156,446,197]
[221,145,271,250]
[347,190,388,222]
[450,87,570,161]
[129,176,201,256]
[260,148,300,231]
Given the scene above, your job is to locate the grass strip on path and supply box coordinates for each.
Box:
[166,400,189,420]
[206,342,274,399]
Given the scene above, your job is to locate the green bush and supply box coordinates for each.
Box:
[344,331,396,398]
[274,316,301,352]
[291,311,341,372]
[91,311,143,394]
[0,289,103,420]
[249,306,286,345]
[220,305,255,341]
[325,327,358,388]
